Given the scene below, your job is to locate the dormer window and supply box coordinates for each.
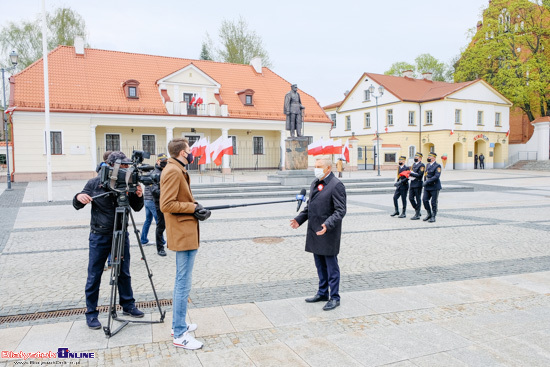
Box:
[236,89,255,106]
[122,79,140,99]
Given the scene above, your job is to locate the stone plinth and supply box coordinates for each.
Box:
[285,138,309,170]
[267,169,315,186]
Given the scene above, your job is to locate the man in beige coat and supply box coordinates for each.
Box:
[160,138,202,350]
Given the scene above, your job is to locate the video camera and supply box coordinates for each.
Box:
[99,150,158,193]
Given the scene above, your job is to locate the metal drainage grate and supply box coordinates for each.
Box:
[252,236,284,244]
[0,299,173,325]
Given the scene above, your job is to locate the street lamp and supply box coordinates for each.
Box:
[2,50,18,190]
[368,84,384,176]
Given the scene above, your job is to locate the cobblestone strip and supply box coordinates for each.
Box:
[2,255,550,325]
[0,183,27,253]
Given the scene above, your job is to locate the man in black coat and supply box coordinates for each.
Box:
[151,153,168,256]
[391,156,410,218]
[290,156,347,311]
[408,152,425,220]
[479,153,485,169]
[422,152,442,223]
[73,151,144,329]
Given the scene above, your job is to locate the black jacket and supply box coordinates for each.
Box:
[73,176,144,235]
[424,162,442,191]
[151,163,164,206]
[295,172,347,256]
[395,164,410,190]
[408,162,425,188]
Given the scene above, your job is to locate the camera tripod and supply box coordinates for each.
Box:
[103,192,166,337]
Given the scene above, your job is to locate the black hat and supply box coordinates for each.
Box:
[415,152,423,158]
[428,152,437,158]
[399,156,407,160]
[157,153,168,160]
[107,151,131,165]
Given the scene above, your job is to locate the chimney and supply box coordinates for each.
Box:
[422,72,433,81]
[249,57,262,74]
[74,37,85,56]
[402,70,414,78]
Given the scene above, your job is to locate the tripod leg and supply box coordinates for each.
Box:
[128,210,166,322]
[104,207,128,337]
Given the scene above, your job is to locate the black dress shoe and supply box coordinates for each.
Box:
[305,294,329,303]
[158,249,167,257]
[323,299,340,311]
[390,211,399,217]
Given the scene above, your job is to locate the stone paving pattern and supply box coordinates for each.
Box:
[0,169,550,366]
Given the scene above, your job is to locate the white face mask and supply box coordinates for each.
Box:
[314,168,326,180]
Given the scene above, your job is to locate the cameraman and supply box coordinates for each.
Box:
[73,151,145,330]
[151,153,168,256]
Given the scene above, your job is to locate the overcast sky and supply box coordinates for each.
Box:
[1,0,489,106]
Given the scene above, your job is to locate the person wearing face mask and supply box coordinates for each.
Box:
[141,154,167,252]
[160,138,203,350]
[422,152,442,223]
[408,152,425,220]
[151,153,169,256]
[290,156,347,311]
[391,156,410,218]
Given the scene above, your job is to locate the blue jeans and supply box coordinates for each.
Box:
[141,200,158,244]
[172,249,197,338]
[85,232,135,320]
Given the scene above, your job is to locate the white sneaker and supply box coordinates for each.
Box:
[171,324,197,337]
[173,331,203,350]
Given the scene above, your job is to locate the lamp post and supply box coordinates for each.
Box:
[1,50,18,190]
[369,84,384,176]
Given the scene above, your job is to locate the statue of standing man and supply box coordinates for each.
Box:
[284,84,305,138]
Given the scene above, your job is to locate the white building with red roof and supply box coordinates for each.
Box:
[6,44,331,181]
[325,72,512,170]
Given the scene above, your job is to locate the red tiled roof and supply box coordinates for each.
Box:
[341,73,480,106]
[323,100,343,110]
[12,46,331,123]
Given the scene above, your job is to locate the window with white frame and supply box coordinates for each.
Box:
[253,136,264,155]
[229,135,238,154]
[106,134,121,151]
[495,112,501,126]
[345,115,351,130]
[386,109,393,126]
[455,109,462,124]
[408,111,415,125]
[357,147,363,159]
[44,131,63,155]
[142,135,155,155]
[364,90,371,101]
[477,111,484,125]
[330,113,336,128]
[364,112,371,128]
[426,110,433,125]
[408,146,416,158]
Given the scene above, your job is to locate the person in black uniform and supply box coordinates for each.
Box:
[408,152,425,220]
[151,153,168,256]
[479,153,485,169]
[391,156,410,218]
[73,151,145,330]
[474,154,478,169]
[422,152,442,223]
[290,156,347,311]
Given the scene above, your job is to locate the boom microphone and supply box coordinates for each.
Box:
[296,188,306,212]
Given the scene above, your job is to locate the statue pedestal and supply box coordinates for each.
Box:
[285,137,309,170]
[268,137,315,186]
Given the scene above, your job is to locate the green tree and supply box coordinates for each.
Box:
[199,33,214,61]
[0,7,88,69]
[208,16,272,68]
[384,61,415,77]
[384,54,449,81]
[454,0,550,120]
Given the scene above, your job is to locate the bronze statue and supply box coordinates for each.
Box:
[284,84,305,138]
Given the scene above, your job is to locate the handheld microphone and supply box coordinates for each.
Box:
[296,188,306,212]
